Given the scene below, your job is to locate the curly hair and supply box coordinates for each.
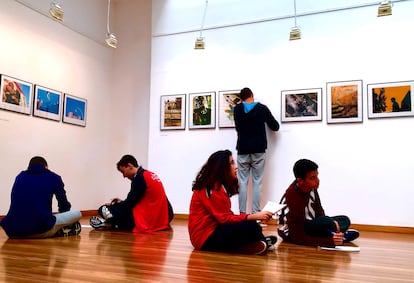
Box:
[192,150,239,197]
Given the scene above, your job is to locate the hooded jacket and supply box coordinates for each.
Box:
[234,102,279,154]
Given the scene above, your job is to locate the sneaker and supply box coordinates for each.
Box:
[343,229,360,242]
[100,206,113,220]
[55,221,81,237]
[236,240,267,255]
[90,216,107,229]
[264,235,277,250]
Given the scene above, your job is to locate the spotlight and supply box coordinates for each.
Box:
[194,0,208,50]
[105,0,118,48]
[194,37,205,50]
[106,33,118,48]
[49,1,64,22]
[289,27,301,41]
[378,1,392,17]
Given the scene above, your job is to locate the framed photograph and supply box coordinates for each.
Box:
[188,91,216,129]
[367,81,414,119]
[62,94,87,126]
[326,80,363,123]
[33,85,62,121]
[218,90,241,128]
[160,94,186,130]
[281,88,322,122]
[0,75,33,115]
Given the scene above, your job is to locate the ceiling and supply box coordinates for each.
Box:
[14,0,114,46]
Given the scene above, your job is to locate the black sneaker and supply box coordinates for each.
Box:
[55,221,81,237]
[264,235,277,250]
[90,216,108,229]
[343,229,360,242]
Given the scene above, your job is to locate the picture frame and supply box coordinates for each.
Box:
[160,94,186,130]
[0,74,33,115]
[367,81,414,119]
[63,93,87,127]
[33,85,62,121]
[218,90,241,128]
[281,88,322,122]
[326,80,363,124]
[188,91,216,129]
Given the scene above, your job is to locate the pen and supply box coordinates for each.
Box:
[327,229,335,235]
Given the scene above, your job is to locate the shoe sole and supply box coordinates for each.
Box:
[236,241,267,255]
[90,217,106,229]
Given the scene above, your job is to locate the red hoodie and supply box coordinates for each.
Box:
[131,170,170,233]
[188,185,248,249]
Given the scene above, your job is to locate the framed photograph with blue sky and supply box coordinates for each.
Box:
[0,74,33,115]
[33,85,62,121]
[63,93,87,126]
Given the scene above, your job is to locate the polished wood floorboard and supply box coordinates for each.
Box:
[0,218,413,282]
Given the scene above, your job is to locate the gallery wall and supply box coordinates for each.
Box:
[149,0,414,227]
[0,0,152,214]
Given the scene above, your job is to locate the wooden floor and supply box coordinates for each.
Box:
[1,218,413,283]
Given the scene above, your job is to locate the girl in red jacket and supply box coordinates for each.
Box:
[188,150,277,255]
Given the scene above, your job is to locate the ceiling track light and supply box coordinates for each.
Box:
[106,0,118,48]
[195,0,208,50]
[289,0,301,41]
[49,1,64,22]
[378,1,392,17]
[289,27,301,40]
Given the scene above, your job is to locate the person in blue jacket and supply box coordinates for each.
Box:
[234,87,280,215]
[0,156,82,238]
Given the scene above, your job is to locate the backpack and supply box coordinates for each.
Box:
[277,192,290,241]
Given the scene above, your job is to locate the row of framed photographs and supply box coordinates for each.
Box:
[161,79,414,130]
[282,79,414,123]
[161,90,241,130]
[0,74,87,127]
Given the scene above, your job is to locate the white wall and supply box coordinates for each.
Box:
[0,0,152,213]
[149,0,414,227]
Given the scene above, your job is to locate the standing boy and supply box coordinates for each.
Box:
[234,87,279,214]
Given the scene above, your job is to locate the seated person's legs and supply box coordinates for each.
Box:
[304,216,337,237]
[331,215,350,232]
[91,204,134,230]
[201,221,274,254]
[28,210,82,238]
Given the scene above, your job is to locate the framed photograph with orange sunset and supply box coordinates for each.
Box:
[367,81,414,119]
[326,80,363,124]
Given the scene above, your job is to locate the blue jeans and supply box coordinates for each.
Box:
[304,215,351,237]
[27,210,82,238]
[237,153,266,214]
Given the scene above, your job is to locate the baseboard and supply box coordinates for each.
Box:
[2,212,413,234]
[170,214,414,234]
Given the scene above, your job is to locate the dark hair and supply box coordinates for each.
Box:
[192,150,239,197]
[28,156,48,168]
[293,159,318,179]
[239,87,253,101]
[117,154,139,170]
